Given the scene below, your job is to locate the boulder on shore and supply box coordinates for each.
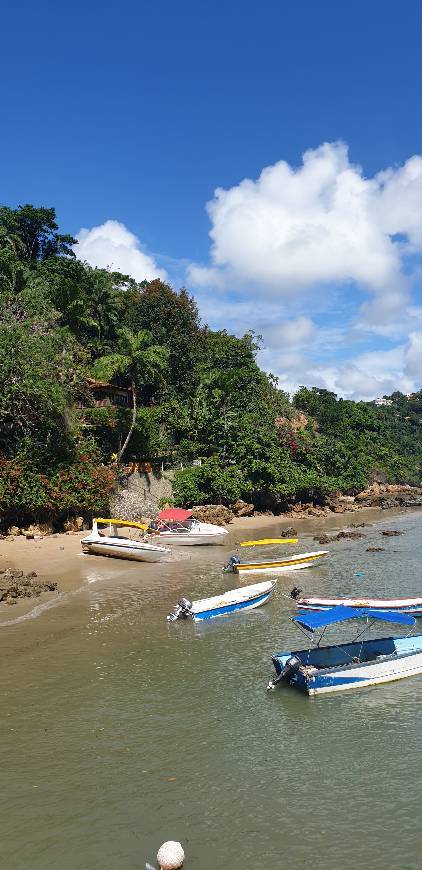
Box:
[336,530,366,540]
[0,569,58,604]
[63,517,85,533]
[313,530,366,544]
[281,526,298,537]
[7,526,21,536]
[192,504,234,525]
[314,533,332,545]
[355,483,422,509]
[230,500,254,517]
[381,529,403,537]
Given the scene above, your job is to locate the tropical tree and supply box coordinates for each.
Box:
[0,205,76,262]
[93,328,169,461]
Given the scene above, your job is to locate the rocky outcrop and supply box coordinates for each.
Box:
[110,470,175,521]
[325,494,358,514]
[381,529,404,536]
[63,517,85,533]
[6,522,55,539]
[314,534,332,545]
[230,500,254,517]
[314,530,366,544]
[191,504,234,525]
[0,569,58,605]
[355,483,422,509]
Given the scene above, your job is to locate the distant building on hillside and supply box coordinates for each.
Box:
[86,379,133,408]
[374,397,393,406]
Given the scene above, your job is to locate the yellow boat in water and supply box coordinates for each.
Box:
[224,550,328,575]
[240,537,298,547]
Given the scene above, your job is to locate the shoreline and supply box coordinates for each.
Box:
[1,503,421,626]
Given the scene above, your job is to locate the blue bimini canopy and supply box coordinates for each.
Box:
[292,605,415,633]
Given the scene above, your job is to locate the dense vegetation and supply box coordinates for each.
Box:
[1,204,421,526]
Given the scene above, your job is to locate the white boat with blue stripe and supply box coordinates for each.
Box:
[167,580,276,622]
[290,587,422,615]
[268,606,422,696]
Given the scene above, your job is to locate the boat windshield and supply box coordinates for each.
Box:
[158,518,194,532]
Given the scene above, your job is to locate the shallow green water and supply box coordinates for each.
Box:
[1,513,422,869]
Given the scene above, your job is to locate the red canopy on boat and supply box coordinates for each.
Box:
[157,508,193,521]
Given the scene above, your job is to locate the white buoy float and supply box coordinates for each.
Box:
[156,840,185,869]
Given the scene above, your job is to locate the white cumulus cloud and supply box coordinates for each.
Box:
[263,316,316,348]
[188,142,422,315]
[75,220,167,282]
[404,331,422,379]
[260,342,418,401]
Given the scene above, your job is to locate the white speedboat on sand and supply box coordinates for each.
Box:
[150,508,228,546]
[81,518,170,562]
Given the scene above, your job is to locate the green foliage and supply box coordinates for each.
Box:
[0,312,78,454]
[174,459,245,506]
[293,387,422,488]
[122,280,201,395]
[0,204,76,262]
[0,449,116,523]
[94,328,169,460]
[0,201,421,523]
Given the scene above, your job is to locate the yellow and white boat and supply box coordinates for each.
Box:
[81,518,170,562]
[224,550,328,575]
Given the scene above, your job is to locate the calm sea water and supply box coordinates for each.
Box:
[1,512,422,870]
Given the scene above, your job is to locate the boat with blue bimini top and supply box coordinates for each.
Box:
[167,580,276,622]
[290,587,422,616]
[267,605,422,696]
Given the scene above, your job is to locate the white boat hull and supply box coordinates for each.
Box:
[296,595,422,614]
[168,580,276,621]
[308,650,422,695]
[151,521,228,546]
[272,633,422,696]
[81,537,170,562]
[236,551,328,575]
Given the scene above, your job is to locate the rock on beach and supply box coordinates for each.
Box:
[0,569,58,605]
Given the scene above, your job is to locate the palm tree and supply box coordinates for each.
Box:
[94,328,169,462]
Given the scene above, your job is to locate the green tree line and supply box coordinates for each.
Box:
[1,204,421,525]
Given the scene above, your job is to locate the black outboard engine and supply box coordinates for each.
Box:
[267,655,302,689]
[223,554,241,573]
[290,586,303,600]
[167,597,193,622]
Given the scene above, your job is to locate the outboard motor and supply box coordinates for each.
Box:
[267,655,302,690]
[223,554,241,573]
[290,586,303,600]
[167,597,193,622]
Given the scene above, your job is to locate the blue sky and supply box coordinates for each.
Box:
[3,0,422,398]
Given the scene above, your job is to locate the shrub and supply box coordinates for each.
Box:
[173,459,244,506]
[0,451,117,526]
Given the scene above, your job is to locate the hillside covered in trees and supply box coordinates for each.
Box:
[1,204,422,527]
